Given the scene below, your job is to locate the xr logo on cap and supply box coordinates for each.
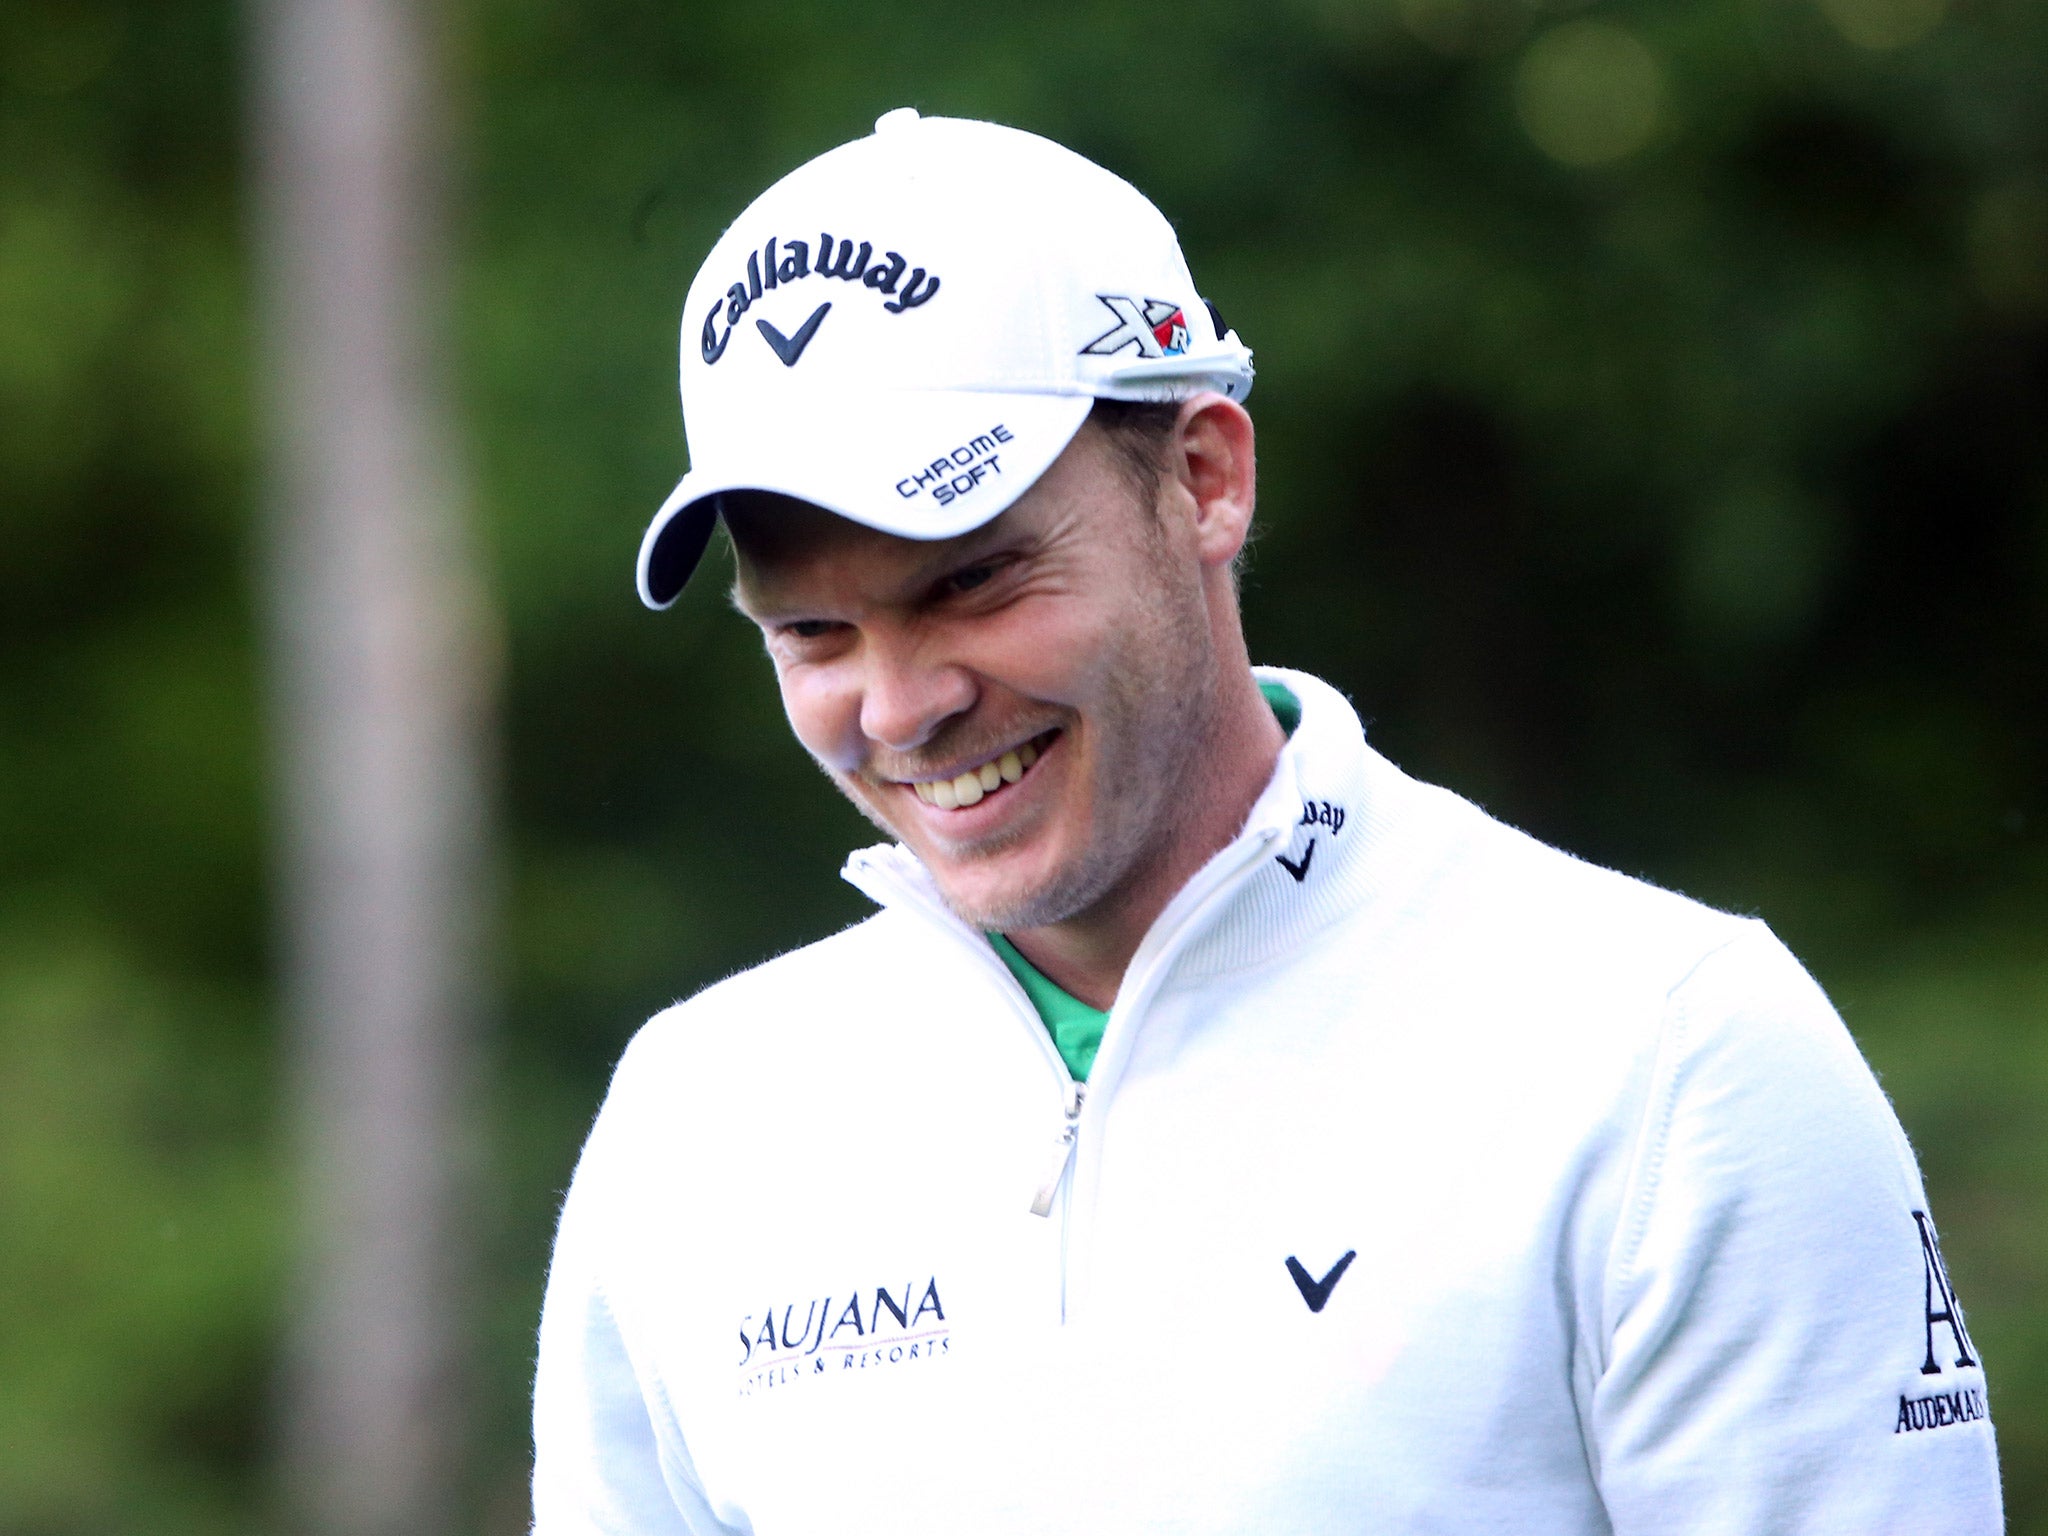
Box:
[1080,295,1190,360]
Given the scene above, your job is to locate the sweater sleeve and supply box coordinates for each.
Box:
[531,1101,730,1536]
[1590,923,2002,1534]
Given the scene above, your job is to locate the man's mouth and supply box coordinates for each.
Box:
[909,730,1059,810]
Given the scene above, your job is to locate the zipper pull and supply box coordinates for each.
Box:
[1029,1082,1085,1218]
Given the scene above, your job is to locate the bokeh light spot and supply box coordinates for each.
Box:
[0,4,123,97]
[1399,0,1531,58]
[1967,182,2048,317]
[1515,22,1665,167]
[1677,479,1839,653]
[1814,0,1945,50]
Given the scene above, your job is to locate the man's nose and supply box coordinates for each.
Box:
[857,632,976,754]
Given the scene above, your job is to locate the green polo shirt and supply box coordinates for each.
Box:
[989,680,1300,1081]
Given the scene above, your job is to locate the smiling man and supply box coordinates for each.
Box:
[719,395,1278,1006]
[532,112,2001,1534]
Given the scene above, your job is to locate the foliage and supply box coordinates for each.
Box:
[1,0,2042,1528]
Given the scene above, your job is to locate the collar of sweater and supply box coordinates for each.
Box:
[841,666,1444,999]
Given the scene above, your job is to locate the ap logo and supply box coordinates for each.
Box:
[1080,295,1190,359]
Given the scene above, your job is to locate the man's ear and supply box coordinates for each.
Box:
[1168,393,1257,571]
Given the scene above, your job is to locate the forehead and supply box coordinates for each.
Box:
[724,492,1003,606]
[724,420,1131,608]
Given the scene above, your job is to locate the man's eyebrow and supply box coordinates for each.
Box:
[721,516,1036,622]
[931,522,1033,575]
[727,581,803,623]
[726,571,809,624]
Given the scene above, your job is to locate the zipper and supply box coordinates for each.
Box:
[840,849,1081,1212]
[1029,1080,1085,1218]
[842,817,1290,1315]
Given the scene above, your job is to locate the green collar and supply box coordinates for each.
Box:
[1260,678,1302,737]
[988,933,1107,1081]
[985,679,1301,1082]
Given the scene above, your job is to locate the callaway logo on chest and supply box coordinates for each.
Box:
[700,233,942,365]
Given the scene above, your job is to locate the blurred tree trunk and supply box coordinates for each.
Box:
[249,0,495,1532]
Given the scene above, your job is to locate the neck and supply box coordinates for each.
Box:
[1003,661,1285,1010]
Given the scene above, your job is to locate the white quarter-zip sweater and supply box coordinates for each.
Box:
[533,668,2002,1534]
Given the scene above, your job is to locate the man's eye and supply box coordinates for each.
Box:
[785,619,837,639]
[947,563,998,594]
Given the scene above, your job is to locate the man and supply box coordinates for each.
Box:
[533,110,2001,1533]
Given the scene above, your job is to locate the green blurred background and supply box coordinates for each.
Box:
[3,0,2044,1529]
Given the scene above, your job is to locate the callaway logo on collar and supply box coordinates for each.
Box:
[635,108,1256,610]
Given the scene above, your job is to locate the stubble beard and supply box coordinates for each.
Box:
[824,676,1211,935]
[812,480,1229,938]
[927,557,1222,936]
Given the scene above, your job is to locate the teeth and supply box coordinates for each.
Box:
[909,734,1049,808]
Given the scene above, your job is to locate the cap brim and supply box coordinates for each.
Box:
[635,388,1095,609]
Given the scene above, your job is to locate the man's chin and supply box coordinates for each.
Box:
[834,776,1106,932]
[924,842,1120,936]
[934,881,1069,936]
[924,855,1052,933]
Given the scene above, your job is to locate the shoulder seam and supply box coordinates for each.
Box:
[594,1278,704,1511]
[1599,924,1758,1352]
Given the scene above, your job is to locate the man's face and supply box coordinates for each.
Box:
[727,422,1222,934]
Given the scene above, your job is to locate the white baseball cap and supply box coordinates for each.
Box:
[635,107,1255,608]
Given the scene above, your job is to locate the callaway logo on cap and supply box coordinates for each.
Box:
[635,107,1255,608]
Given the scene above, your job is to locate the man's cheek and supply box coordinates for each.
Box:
[779,679,866,775]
